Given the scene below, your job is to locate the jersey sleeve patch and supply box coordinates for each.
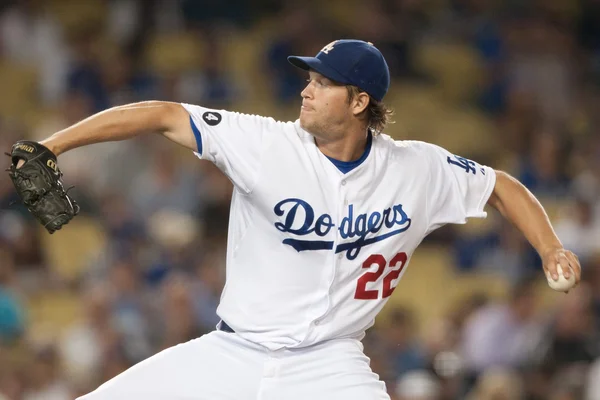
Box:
[446,154,486,175]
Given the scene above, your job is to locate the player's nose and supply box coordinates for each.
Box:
[301,82,313,99]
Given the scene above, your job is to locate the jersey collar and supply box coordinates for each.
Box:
[324,130,373,174]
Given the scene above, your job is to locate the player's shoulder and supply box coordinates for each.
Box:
[373,134,446,160]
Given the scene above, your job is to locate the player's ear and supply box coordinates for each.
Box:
[351,92,370,116]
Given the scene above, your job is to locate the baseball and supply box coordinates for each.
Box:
[546,263,576,292]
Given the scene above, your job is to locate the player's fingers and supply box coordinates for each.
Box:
[545,254,559,281]
[565,251,581,284]
[557,252,571,279]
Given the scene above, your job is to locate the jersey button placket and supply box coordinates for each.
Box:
[317,178,346,327]
[339,179,349,260]
[338,178,349,262]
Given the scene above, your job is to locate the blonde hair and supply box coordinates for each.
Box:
[346,86,394,134]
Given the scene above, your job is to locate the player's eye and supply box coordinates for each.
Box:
[306,78,327,88]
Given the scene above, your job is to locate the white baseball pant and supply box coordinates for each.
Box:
[78,327,390,400]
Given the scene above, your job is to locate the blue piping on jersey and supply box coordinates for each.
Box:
[325,131,372,174]
[189,116,203,155]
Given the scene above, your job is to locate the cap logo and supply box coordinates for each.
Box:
[320,40,338,54]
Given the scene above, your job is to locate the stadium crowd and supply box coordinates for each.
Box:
[0,0,600,399]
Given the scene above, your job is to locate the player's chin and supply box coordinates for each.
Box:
[299,114,313,132]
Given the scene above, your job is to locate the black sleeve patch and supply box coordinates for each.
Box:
[202,112,222,126]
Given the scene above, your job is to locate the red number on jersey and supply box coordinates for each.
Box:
[354,252,408,300]
[382,252,408,298]
[354,254,387,300]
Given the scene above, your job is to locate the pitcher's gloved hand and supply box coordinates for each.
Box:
[6,141,79,233]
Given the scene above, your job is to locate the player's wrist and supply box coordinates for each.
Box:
[538,243,564,259]
[39,138,61,157]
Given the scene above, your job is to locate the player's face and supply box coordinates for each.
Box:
[299,71,353,139]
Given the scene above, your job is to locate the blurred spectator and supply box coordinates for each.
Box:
[479,221,539,282]
[101,43,160,107]
[22,345,72,400]
[554,194,600,263]
[0,243,25,344]
[0,361,25,400]
[191,249,225,333]
[0,0,70,103]
[129,146,202,219]
[266,4,323,103]
[453,218,538,281]
[158,274,204,349]
[465,367,524,400]
[108,260,153,362]
[517,131,571,198]
[66,29,159,113]
[176,34,239,108]
[547,363,589,400]
[461,278,544,373]
[364,307,427,387]
[537,284,598,371]
[469,1,508,114]
[577,0,600,84]
[59,284,118,390]
[96,346,131,392]
[444,292,489,344]
[394,370,441,400]
[586,356,600,400]
[64,26,111,113]
[506,15,575,126]
[147,208,202,272]
[354,0,426,79]
[181,0,253,28]
[385,308,427,376]
[68,32,160,112]
[587,255,600,332]
[106,0,143,46]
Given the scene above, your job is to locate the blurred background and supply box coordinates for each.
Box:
[0,0,599,399]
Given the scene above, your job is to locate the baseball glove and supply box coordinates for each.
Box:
[6,141,79,233]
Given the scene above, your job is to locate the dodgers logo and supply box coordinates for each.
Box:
[274,198,412,260]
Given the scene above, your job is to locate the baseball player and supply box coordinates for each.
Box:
[7,39,581,399]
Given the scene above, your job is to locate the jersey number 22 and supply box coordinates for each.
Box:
[354,252,407,300]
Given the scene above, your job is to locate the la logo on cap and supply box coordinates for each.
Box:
[320,40,338,54]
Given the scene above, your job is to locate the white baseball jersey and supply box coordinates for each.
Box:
[183,104,497,351]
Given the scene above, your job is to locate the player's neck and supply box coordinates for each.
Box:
[315,127,369,162]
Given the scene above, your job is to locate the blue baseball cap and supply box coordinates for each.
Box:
[288,39,390,102]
